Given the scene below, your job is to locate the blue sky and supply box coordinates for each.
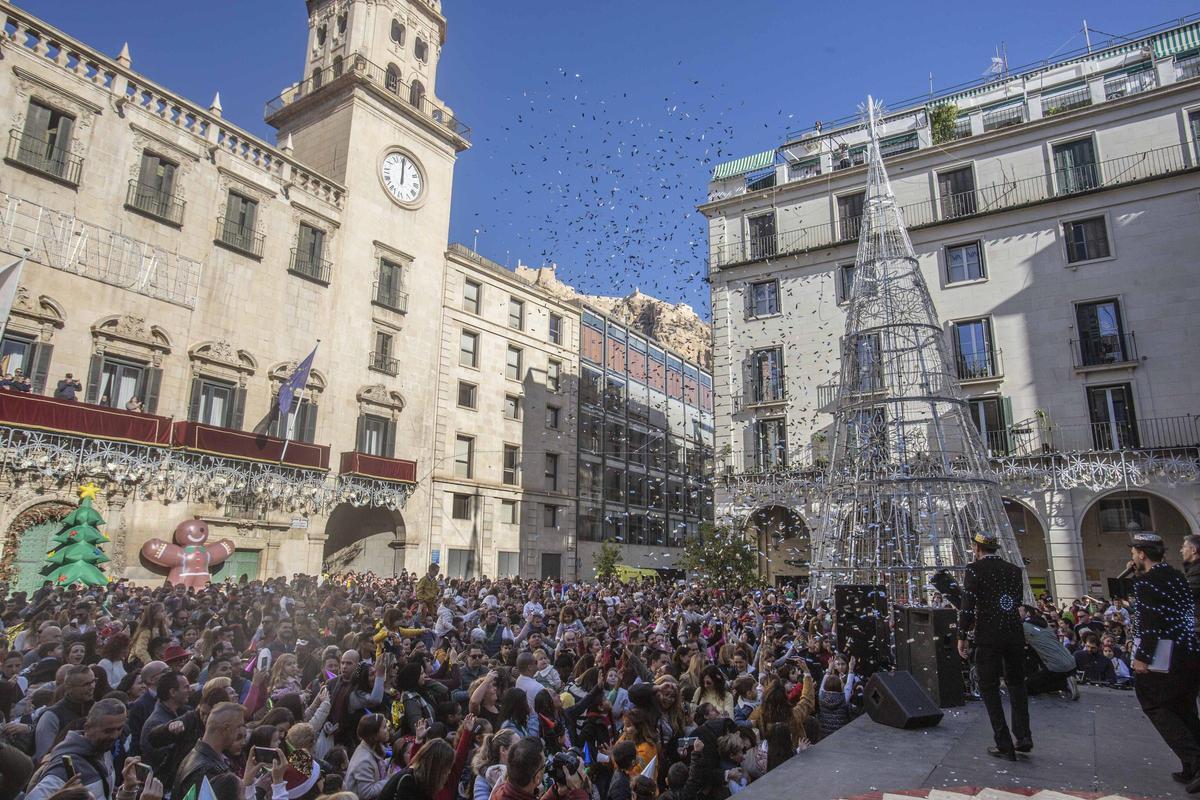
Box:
[20,1,1197,318]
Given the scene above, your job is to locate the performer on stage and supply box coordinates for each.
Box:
[956,531,1031,761]
[1126,532,1200,789]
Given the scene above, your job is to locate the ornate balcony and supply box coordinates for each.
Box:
[215,216,265,259]
[0,390,171,445]
[125,180,185,226]
[340,451,417,483]
[171,421,329,470]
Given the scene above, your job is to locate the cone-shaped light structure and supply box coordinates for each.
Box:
[809,97,1029,604]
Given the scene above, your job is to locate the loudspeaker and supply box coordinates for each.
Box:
[864,671,944,729]
[894,607,964,707]
[834,584,889,673]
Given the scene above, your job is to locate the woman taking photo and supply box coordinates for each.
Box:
[346,713,396,800]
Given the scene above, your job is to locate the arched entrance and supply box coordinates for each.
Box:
[323,505,406,575]
[1079,490,1195,596]
[2,501,75,595]
[745,505,810,589]
[1003,498,1050,597]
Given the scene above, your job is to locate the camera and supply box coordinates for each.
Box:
[545,749,582,786]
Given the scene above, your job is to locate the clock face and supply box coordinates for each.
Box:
[381,152,423,204]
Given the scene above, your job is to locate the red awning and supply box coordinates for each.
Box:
[0,389,172,445]
[339,451,416,483]
[172,421,329,470]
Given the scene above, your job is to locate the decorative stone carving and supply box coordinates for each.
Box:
[357,384,405,411]
[189,340,256,376]
[91,314,171,365]
[11,68,101,157]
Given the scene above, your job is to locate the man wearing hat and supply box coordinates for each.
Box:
[1126,531,1200,789]
[956,531,1031,761]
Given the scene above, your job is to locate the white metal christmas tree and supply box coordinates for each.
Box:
[809,97,1029,604]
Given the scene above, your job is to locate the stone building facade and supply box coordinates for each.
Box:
[703,20,1200,601]
[0,0,468,590]
[0,0,716,587]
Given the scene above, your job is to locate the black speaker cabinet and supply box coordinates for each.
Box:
[894,606,964,707]
[833,584,889,673]
[864,670,944,729]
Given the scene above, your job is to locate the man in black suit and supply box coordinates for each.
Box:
[957,531,1031,761]
[1126,532,1200,789]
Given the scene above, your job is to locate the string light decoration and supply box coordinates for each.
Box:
[808,97,1030,605]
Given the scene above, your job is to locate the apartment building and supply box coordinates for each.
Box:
[703,18,1200,600]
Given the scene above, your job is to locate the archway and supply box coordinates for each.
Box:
[1,501,75,595]
[1079,489,1194,596]
[745,505,810,589]
[1003,497,1050,597]
[323,504,405,575]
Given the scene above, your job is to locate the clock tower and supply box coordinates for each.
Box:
[265,0,470,572]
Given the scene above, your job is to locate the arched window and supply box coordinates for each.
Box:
[390,19,405,45]
[332,55,344,77]
[414,36,428,62]
[409,80,425,108]
[316,24,327,47]
[311,68,323,89]
[385,64,401,94]
[337,12,347,34]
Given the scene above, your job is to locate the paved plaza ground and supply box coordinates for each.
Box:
[736,684,1182,800]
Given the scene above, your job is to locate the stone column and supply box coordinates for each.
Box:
[1045,488,1086,602]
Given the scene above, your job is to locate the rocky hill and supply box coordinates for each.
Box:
[515,266,712,369]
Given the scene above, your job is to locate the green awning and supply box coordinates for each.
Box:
[1153,23,1200,57]
[712,149,776,181]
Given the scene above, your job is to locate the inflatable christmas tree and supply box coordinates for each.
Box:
[41,483,111,586]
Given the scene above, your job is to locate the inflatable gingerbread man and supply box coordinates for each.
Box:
[141,518,235,588]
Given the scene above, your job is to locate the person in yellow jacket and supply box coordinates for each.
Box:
[415,562,440,613]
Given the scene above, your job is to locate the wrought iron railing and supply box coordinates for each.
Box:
[748,377,786,405]
[215,215,265,258]
[126,180,185,225]
[369,350,400,376]
[1104,70,1158,100]
[982,105,1025,131]
[955,347,1003,380]
[6,129,83,184]
[745,451,789,473]
[372,282,408,312]
[264,53,471,144]
[1072,331,1137,368]
[1178,52,1200,81]
[710,141,1195,269]
[1042,85,1092,115]
[952,117,972,140]
[289,248,332,284]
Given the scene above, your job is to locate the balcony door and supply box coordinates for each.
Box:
[1087,383,1139,450]
[197,379,235,427]
[748,213,776,260]
[937,166,976,218]
[754,418,787,470]
[1075,299,1128,365]
[952,318,994,379]
[1053,138,1099,194]
[100,357,145,409]
[749,348,783,403]
[968,396,1012,455]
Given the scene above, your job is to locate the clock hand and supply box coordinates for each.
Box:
[400,161,407,185]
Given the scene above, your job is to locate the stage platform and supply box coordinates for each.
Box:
[736,684,1182,800]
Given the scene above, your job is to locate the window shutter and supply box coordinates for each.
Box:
[187,378,202,422]
[383,418,396,458]
[139,152,156,188]
[301,401,318,443]
[51,114,73,161]
[355,415,366,452]
[29,342,53,395]
[243,198,258,233]
[744,284,753,319]
[143,367,163,414]
[159,160,176,197]
[230,386,247,430]
[266,397,282,438]
[311,228,325,262]
[23,102,51,139]
[84,354,103,403]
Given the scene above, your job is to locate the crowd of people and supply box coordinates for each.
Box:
[0,550,1194,800]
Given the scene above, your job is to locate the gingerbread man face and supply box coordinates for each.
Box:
[173,519,210,548]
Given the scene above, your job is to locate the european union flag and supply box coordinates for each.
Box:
[278,344,318,428]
